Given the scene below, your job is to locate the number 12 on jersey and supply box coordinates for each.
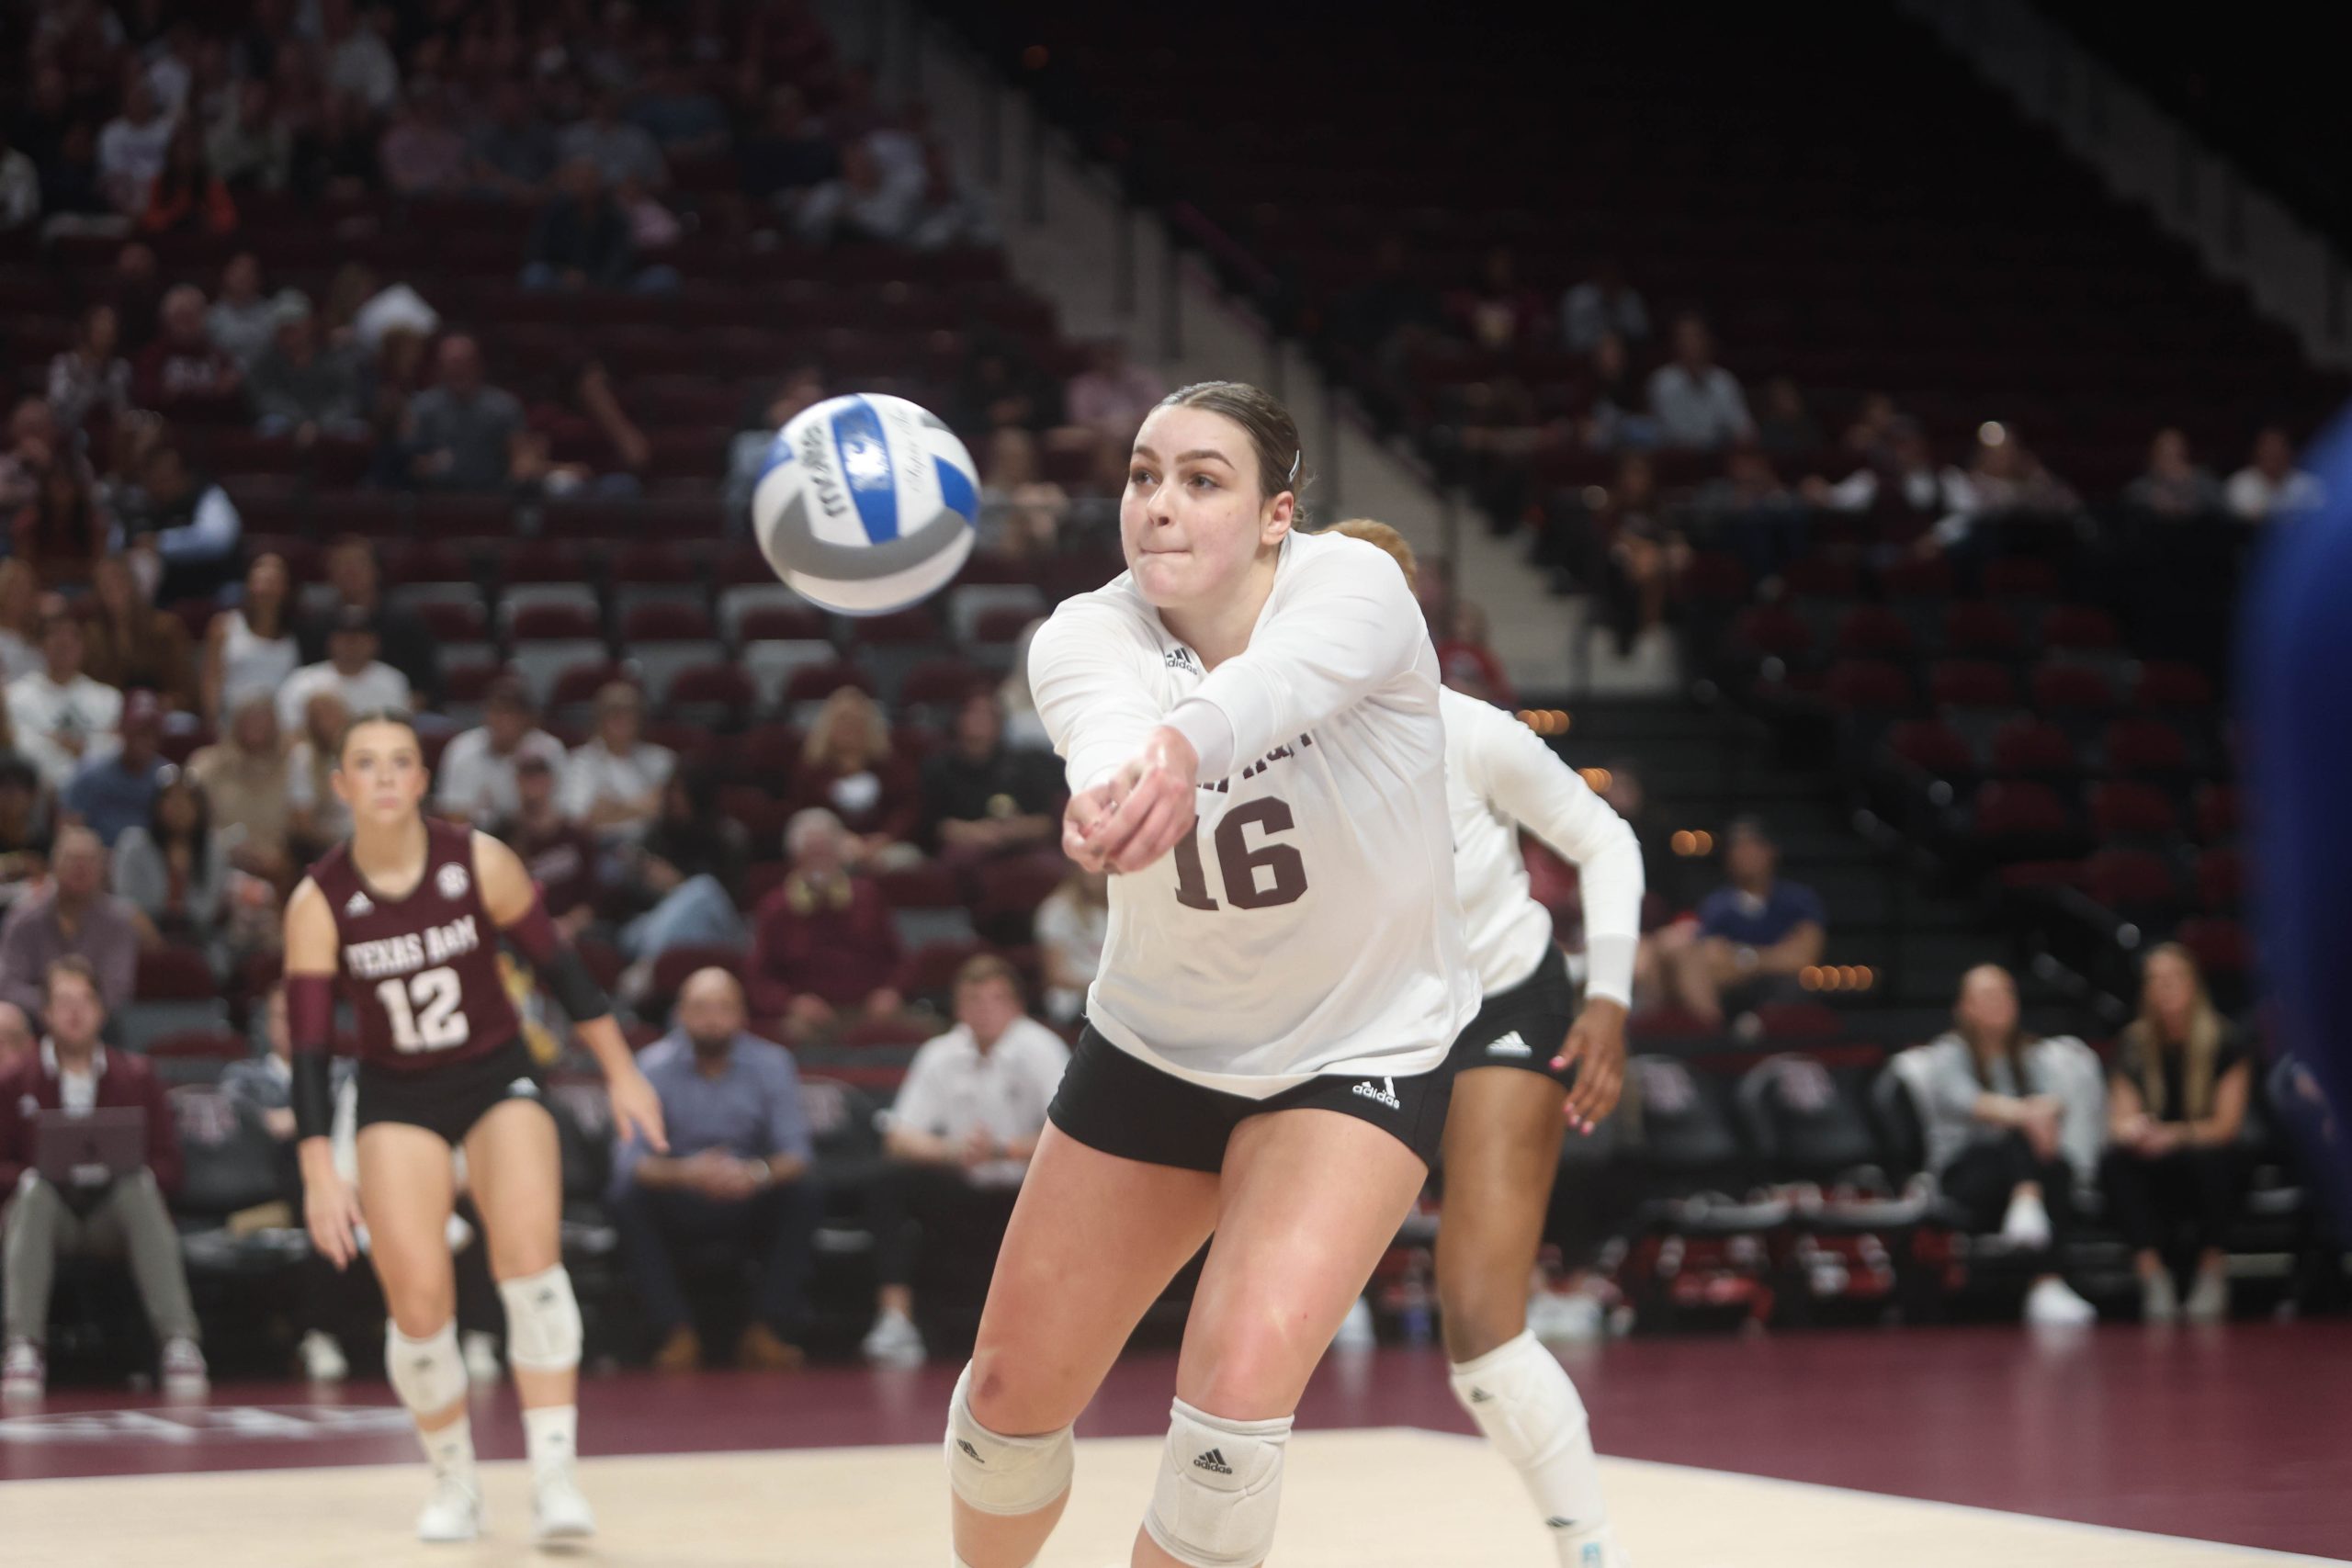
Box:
[1170,797,1309,912]
[377,966,470,1053]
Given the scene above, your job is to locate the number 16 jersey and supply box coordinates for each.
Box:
[310,818,521,1073]
[1030,529,1477,1099]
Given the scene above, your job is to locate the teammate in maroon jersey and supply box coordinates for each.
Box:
[284,712,665,1546]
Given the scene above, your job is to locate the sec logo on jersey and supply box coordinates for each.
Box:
[437,863,470,900]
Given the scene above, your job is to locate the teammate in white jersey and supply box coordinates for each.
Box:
[943,383,1477,1568]
[1339,519,1642,1568]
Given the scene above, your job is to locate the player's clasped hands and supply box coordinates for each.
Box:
[1065,724,1200,875]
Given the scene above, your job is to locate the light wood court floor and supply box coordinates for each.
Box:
[4,1428,2339,1568]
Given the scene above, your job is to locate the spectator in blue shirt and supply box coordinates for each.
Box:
[62,691,167,849]
[607,967,820,1372]
[1669,818,1826,1027]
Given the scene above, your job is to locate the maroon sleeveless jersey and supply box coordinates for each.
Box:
[309,818,521,1073]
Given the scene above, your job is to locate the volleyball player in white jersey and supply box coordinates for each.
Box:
[1337,522,1640,1567]
[944,383,1477,1568]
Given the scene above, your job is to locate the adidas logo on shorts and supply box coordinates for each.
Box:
[1193,1449,1233,1475]
[1487,1031,1532,1059]
[1351,1078,1403,1111]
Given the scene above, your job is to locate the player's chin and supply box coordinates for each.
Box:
[1129,552,1193,600]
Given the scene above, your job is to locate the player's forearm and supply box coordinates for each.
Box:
[575,1014,639,1084]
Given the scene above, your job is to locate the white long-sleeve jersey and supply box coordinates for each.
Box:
[1028,529,1478,1098]
[1441,686,1645,1005]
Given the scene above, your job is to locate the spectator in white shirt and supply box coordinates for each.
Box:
[1646,314,1754,450]
[0,124,39,232]
[319,0,400,114]
[274,608,410,734]
[1559,258,1651,354]
[561,681,673,840]
[6,613,122,792]
[1033,864,1107,1027]
[2225,427,2325,522]
[435,674,565,827]
[96,78,175,215]
[860,954,1069,1368]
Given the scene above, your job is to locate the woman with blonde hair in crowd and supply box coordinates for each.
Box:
[2102,942,2253,1324]
[784,686,918,868]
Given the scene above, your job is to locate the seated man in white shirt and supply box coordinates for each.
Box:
[435,673,566,826]
[274,607,411,734]
[6,613,123,792]
[2225,427,2326,522]
[560,681,673,841]
[859,953,1069,1369]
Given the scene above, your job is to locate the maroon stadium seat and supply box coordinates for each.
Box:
[2029,662,2117,715]
[1732,605,1814,661]
[1928,659,2018,709]
[877,863,966,911]
[2087,781,2180,842]
[1940,603,2022,658]
[2132,660,2217,713]
[1988,717,2077,777]
[650,945,748,1004]
[1983,558,2059,600]
[2079,848,2183,913]
[2041,604,2120,651]
[2101,717,2191,777]
[2173,918,2249,985]
[2194,848,2245,911]
[893,938,998,1001]
[1884,719,1974,776]
[2194,784,2240,844]
[1753,1000,1844,1041]
[784,661,874,706]
[136,946,216,1001]
[1820,659,1912,712]
[1972,780,2074,844]
[1833,606,1915,659]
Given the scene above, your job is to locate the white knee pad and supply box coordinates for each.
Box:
[1144,1398,1293,1568]
[1449,1330,1590,1468]
[944,1362,1075,1517]
[497,1265,582,1372]
[386,1320,466,1416]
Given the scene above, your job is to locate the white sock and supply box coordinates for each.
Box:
[421,1415,476,1485]
[2002,1189,2052,1247]
[523,1404,578,1483]
[1450,1331,1610,1561]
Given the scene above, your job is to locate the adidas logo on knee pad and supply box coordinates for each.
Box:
[1192,1449,1233,1475]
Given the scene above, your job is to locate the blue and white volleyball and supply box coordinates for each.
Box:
[751,393,980,616]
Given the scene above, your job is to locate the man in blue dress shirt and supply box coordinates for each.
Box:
[609,967,820,1371]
